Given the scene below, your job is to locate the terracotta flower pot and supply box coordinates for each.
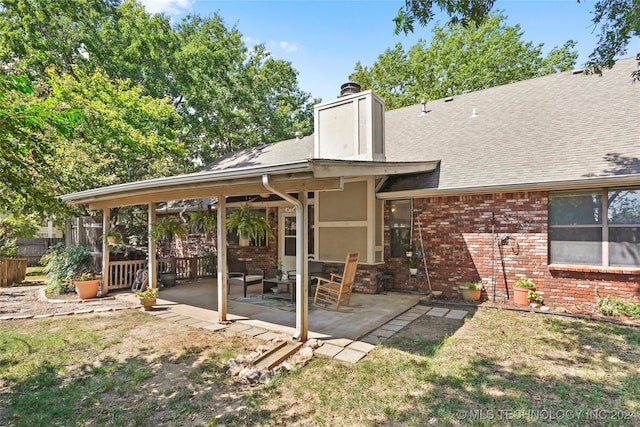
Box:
[513,286,534,305]
[139,297,156,311]
[461,288,481,301]
[73,279,100,299]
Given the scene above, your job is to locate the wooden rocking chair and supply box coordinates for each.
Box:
[313,252,360,312]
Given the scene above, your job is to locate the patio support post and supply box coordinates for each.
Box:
[148,203,157,289]
[217,196,228,321]
[262,174,308,341]
[101,209,110,296]
[294,192,309,341]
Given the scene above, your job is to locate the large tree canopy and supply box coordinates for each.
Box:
[352,12,578,110]
[394,0,640,79]
[0,0,316,218]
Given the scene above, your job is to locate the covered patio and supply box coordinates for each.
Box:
[143,278,423,341]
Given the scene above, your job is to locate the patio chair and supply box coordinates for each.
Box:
[313,252,360,312]
[227,259,264,297]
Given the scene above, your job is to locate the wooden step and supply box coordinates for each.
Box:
[253,341,303,371]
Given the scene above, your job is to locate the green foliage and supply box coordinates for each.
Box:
[459,281,483,290]
[392,0,640,81]
[528,290,544,303]
[41,244,93,293]
[188,211,217,234]
[135,287,158,298]
[596,293,640,319]
[514,278,535,288]
[0,0,315,175]
[353,11,577,109]
[150,216,187,242]
[0,213,39,258]
[226,204,274,241]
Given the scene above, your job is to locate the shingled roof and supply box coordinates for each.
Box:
[381,56,640,195]
[203,57,639,197]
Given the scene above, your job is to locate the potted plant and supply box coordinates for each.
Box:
[102,229,122,245]
[528,290,544,308]
[275,259,284,281]
[226,204,274,247]
[150,216,187,286]
[136,287,159,311]
[408,256,419,275]
[459,281,483,301]
[71,270,102,299]
[513,278,536,305]
[188,211,217,234]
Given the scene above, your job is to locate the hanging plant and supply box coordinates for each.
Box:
[150,216,187,243]
[226,204,274,244]
[188,211,217,234]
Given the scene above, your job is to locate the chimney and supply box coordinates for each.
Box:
[340,82,361,97]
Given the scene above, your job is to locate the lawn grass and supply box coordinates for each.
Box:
[1,308,638,426]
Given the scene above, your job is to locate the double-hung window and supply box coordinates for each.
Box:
[549,188,640,267]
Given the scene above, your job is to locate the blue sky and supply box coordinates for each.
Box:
[141,0,640,101]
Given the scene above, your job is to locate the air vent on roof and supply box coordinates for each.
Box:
[572,68,585,75]
[295,131,303,141]
[340,82,361,96]
[444,97,454,102]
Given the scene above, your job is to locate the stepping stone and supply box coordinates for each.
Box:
[322,338,352,348]
[371,328,395,338]
[226,323,252,332]
[347,341,375,353]
[176,317,203,326]
[360,335,385,345]
[445,309,468,320]
[412,305,431,314]
[202,323,229,332]
[334,348,367,363]
[240,327,268,337]
[378,323,405,332]
[426,307,449,317]
[315,343,343,358]
[255,331,279,341]
[387,319,411,327]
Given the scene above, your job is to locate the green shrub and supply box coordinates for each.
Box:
[42,244,93,294]
[596,294,640,319]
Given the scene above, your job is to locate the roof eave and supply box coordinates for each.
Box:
[376,175,640,199]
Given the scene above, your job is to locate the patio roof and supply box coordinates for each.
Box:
[62,159,437,209]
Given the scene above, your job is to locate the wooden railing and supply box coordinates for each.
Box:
[0,258,27,287]
[158,256,216,280]
[108,260,148,290]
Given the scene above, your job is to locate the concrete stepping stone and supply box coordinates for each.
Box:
[334,348,367,363]
[445,309,468,320]
[425,307,449,317]
[315,343,343,358]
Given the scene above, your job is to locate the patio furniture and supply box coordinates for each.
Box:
[227,259,264,297]
[131,269,149,293]
[313,252,360,312]
[261,277,296,303]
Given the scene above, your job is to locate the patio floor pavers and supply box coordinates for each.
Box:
[334,348,367,363]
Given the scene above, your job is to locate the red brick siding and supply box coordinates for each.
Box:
[383,192,640,304]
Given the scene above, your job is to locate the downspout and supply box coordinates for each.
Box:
[262,174,308,341]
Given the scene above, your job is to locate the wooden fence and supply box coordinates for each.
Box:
[108,260,148,290]
[16,238,64,266]
[0,258,27,287]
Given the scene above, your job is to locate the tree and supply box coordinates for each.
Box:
[393,0,640,80]
[0,0,316,166]
[0,73,82,216]
[352,12,577,110]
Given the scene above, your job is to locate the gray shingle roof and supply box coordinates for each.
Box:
[383,57,640,193]
[204,57,640,194]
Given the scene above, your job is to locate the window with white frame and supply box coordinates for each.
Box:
[389,200,411,258]
[549,188,640,267]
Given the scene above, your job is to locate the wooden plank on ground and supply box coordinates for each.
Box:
[253,341,303,371]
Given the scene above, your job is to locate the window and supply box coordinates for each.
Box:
[549,188,640,267]
[389,200,411,257]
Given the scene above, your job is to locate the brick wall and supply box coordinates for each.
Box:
[383,192,640,305]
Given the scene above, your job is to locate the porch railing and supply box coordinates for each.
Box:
[108,260,148,290]
[158,255,216,280]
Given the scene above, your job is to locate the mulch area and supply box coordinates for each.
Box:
[424,293,640,327]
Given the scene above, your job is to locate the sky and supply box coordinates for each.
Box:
[139,0,640,102]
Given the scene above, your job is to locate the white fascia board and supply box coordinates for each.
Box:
[310,160,439,178]
[61,161,313,204]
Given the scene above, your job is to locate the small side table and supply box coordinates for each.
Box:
[262,277,296,303]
